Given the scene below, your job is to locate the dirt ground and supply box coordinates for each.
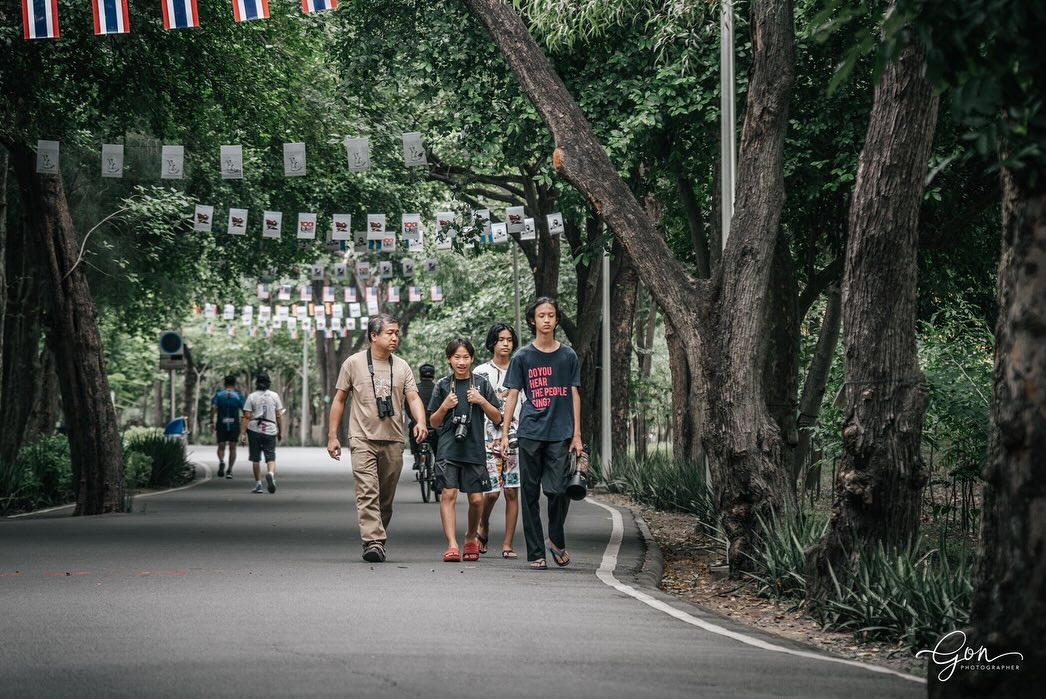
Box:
[595,492,927,679]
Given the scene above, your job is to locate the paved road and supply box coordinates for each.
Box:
[1,447,923,698]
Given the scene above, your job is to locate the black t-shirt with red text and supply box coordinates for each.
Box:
[504,343,581,442]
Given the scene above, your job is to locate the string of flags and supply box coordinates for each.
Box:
[21,0,337,40]
[37,136,424,179]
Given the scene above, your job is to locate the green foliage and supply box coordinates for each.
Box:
[745,510,829,600]
[123,450,154,491]
[604,452,716,524]
[816,540,974,650]
[124,429,194,488]
[0,436,74,514]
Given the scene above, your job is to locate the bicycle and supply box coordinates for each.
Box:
[414,442,440,503]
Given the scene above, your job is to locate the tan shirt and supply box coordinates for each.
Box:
[335,350,418,442]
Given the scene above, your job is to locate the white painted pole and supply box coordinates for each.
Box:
[600,250,612,475]
[720,0,737,251]
[169,369,176,422]
[300,329,309,446]
[512,243,523,341]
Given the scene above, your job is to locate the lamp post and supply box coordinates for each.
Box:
[721,0,737,250]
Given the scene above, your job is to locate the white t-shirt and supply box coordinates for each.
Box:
[243,390,283,436]
[473,360,522,442]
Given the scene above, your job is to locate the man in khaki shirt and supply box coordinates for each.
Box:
[327,313,429,562]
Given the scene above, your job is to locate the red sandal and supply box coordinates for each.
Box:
[443,547,461,562]
[462,541,481,562]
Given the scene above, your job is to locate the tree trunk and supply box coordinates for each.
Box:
[22,345,61,444]
[633,286,658,461]
[796,284,842,496]
[664,316,701,463]
[928,174,1046,696]
[152,380,165,427]
[9,143,125,515]
[0,148,8,410]
[463,0,796,574]
[763,233,801,492]
[610,239,638,461]
[805,40,938,600]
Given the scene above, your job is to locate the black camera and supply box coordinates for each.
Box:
[376,395,395,419]
[451,414,470,442]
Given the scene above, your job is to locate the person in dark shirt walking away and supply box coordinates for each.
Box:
[210,375,245,479]
[429,339,502,563]
[501,297,582,570]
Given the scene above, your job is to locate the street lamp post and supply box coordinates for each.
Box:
[721,0,737,250]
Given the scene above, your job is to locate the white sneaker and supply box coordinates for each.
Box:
[251,483,264,493]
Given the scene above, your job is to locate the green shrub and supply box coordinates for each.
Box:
[124,429,194,487]
[744,510,829,600]
[816,539,974,650]
[605,453,716,524]
[0,435,74,514]
[123,450,154,489]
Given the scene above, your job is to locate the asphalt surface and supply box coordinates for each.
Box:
[1,447,924,698]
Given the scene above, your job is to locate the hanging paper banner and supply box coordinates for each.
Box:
[381,233,397,253]
[283,142,306,176]
[36,140,60,175]
[435,211,456,238]
[367,300,380,316]
[220,145,244,179]
[401,132,427,167]
[296,306,309,321]
[436,236,453,251]
[408,287,421,303]
[365,287,378,302]
[408,237,424,254]
[258,306,272,322]
[242,306,254,325]
[547,212,566,235]
[345,287,358,303]
[431,286,444,302]
[521,217,537,241]
[474,208,491,239]
[333,263,347,280]
[331,214,352,241]
[301,0,337,13]
[313,302,325,318]
[277,284,292,301]
[491,222,509,245]
[311,263,325,280]
[323,286,335,303]
[345,317,357,331]
[232,0,269,23]
[161,145,184,179]
[401,213,422,241]
[401,259,415,278]
[277,306,290,321]
[349,303,361,318]
[302,317,313,334]
[204,303,216,319]
[297,213,317,239]
[222,304,236,320]
[161,0,200,30]
[227,208,248,235]
[379,261,393,279]
[193,205,214,232]
[262,211,282,239]
[367,214,386,233]
[23,0,60,40]
[344,137,370,172]
[101,144,124,178]
[226,326,237,338]
[423,259,439,274]
[257,283,270,300]
[92,0,130,35]
[388,287,401,303]
[330,317,343,332]
[355,262,372,281]
[330,303,343,319]
[506,206,525,233]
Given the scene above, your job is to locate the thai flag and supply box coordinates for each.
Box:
[22,0,60,40]
[301,0,337,13]
[233,0,269,22]
[93,0,130,35]
[161,0,200,30]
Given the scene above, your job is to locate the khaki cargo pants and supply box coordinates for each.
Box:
[349,438,405,547]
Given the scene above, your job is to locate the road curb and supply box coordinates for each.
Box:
[589,491,665,590]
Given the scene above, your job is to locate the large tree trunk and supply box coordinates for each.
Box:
[22,346,62,444]
[9,143,125,515]
[763,233,801,492]
[929,174,1046,696]
[463,0,796,574]
[632,287,658,461]
[609,239,638,461]
[796,284,842,496]
[0,149,7,409]
[805,40,938,600]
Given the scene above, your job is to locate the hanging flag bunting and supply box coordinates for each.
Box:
[297,213,317,239]
[491,222,509,245]
[262,211,282,239]
[388,287,401,304]
[257,283,270,300]
[401,132,427,167]
[259,306,272,322]
[161,0,200,30]
[367,299,380,316]
[332,214,352,241]
[344,137,370,172]
[381,232,397,253]
[408,287,421,303]
[345,317,357,331]
[92,0,130,35]
[299,285,312,302]
[23,0,60,40]
[321,286,334,302]
[345,287,357,303]
[506,206,525,233]
[232,0,269,23]
[367,214,386,251]
[283,142,306,176]
[228,208,248,235]
[221,145,244,179]
[435,211,456,236]
[401,259,415,278]
[35,140,60,175]
[193,205,214,232]
[349,302,361,318]
[161,145,185,179]
[311,263,326,280]
[204,303,216,319]
[547,212,566,236]
[223,304,236,320]
[423,259,439,274]
[474,208,491,241]
[431,286,444,302]
[401,213,422,241]
[226,326,237,338]
[330,303,343,319]
[379,261,393,279]
[521,217,537,241]
[333,263,347,280]
[242,306,254,325]
[355,262,372,281]
[277,285,292,301]
[101,144,124,178]
[301,0,337,13]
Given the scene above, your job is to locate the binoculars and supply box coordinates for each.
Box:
[376,395,395,419]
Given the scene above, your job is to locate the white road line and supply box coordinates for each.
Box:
[587,497,925,685]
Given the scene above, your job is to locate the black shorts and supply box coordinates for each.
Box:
[247,431,277,463]
[216,427,239,444]
[437,459,491,494]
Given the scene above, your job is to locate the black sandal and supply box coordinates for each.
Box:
[528,559,548,570]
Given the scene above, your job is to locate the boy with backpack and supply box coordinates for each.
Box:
[239,373,284,494]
